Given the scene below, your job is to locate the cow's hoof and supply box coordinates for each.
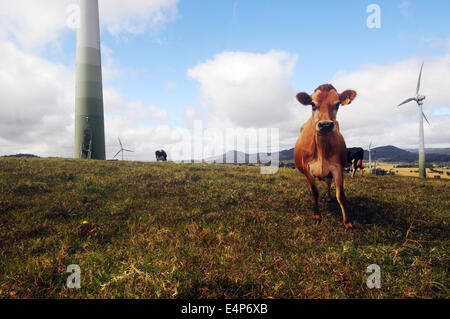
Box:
[344,222,354,230]
[313,215,322,225]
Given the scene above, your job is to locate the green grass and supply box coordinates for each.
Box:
[374,162,450,179]
[0,157,448,298]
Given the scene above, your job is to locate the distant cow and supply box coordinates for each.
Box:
[347,147,364,177]
[155,150,167,162]
[294,84,357,229]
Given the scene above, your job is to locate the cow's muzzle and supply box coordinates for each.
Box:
[317,121,335,135]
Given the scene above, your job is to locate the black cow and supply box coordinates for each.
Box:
[155,150,167,162]
[347,147,364,177]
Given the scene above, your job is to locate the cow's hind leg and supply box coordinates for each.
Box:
[325,176,333,202]
[360,160,364,177]
[332,167,353,229]
[305,173,321,224]
[351,161,357,178]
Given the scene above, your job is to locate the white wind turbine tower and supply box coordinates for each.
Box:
[113,138,134,160]
[368,141,373,174]
[398,62,430,178]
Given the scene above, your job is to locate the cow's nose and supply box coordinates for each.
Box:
[318,121,334,133]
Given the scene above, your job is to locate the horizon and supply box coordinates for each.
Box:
[3,144,449,162]
[0,0,449,161]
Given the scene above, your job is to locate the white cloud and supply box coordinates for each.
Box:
[187,50,450,153]
[101,44,121,82]
[332,55,450,148]
[0,39,74,156]
[188,50,300,130]
[100,88,179,160]
[99,0,178,36]
[106,124,183,161]
[0,0,72,50]
[0,38,178,160]
[0,0,186,161]
[104,88,167,121]
[183,106,201,129]
[0,0,178,49]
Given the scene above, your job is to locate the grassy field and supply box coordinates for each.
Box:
[0,157,448,299]
[373,162,450,179]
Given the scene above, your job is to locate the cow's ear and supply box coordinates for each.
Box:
[296,92,312,105]
[339,90,357,106]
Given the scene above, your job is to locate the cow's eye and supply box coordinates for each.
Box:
[311,102,319,111]
[333,102,340,110]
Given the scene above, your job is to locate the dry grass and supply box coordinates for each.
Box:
[373,162,450,179]
[0,157,448,298]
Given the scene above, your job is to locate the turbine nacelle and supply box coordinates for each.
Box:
[416,95,426,104]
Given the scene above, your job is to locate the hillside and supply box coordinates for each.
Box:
[207,146,450,164]
[363,145,416,162]
[0,158,448,298]
[2,154,39,158]
[406,148,450,155]
[365,146,450,163]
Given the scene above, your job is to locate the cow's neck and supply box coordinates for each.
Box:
[314,133,335,160]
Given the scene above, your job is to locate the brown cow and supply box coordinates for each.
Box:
[294,84,357,229]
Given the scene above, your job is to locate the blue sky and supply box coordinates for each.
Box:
[1,0,449,159]
[47,0,450,123]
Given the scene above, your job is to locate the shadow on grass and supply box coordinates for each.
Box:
[323,194,448,242]
[178,276,262,299]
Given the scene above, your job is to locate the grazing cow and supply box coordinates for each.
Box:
[347,147,364,177]
[294,84,357,229]
[155,150,167,162]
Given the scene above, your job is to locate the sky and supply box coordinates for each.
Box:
[0,0,449,161]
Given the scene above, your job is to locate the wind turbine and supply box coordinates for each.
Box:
[113,138,134,160]
[398,62,430,178]
[74,0,105,160]
[374,149,377,171]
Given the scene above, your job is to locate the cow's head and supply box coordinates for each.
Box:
[296,84,356,136]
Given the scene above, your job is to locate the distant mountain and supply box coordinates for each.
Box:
[367,146,450,162]
[205,145,450,164]
[278,148,294,161]
[405,148,450,155]
[2,154,39,158]
[364,145,416,162]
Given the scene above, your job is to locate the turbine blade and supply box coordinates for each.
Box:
[118,137,123,148]
[123,149,134,152]
[113,150,121,159]
[398,97,416,106]
[422,111,430,125]
[416,62,424,95]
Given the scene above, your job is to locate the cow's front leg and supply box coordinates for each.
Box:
[331,166,353,229]
[305,172,321,224]
[325,177,333,202]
